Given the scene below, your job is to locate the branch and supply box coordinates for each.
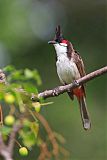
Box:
[8,122,23,154]
[34,112,59,156]
[37,66,107,99]
[0,133,12,160]
[0,133,5,150]
[0,69,6,84]
[0,123,22,160]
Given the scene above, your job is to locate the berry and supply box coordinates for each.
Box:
[33,102,41,112]
[4,94,15,104]
[4,115,15,125]
[19,147,28,156]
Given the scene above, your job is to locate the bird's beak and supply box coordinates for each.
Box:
[48,40,56,44]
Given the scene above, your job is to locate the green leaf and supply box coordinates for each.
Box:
[3,65,16,73]
[8,70,24,81]
[37,136,42,146]
[14,91,25,112]
[0,92,4,100]
[24,69,33,79]
[0,125,12,135]
[23,119,31,128]
[23,83,38,94]
[20,130,36,148]
[33,70,42,86]
[30,122,39,138]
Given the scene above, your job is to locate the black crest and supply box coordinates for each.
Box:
[54,25,63,43]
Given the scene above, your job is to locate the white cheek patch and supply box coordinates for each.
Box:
[60,43,67,47]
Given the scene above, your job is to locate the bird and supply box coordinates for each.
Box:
[48,25,91,130]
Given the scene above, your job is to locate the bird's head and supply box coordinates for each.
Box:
[48,25,68,55]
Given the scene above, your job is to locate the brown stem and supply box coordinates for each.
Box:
[0,133,13,160]
[8,123,22,154]
[0,150,13,160]
[34,112,59,156]
[0,122,23,160]
[38,141,51,160]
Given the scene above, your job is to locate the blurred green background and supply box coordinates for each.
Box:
[0,0,106,160]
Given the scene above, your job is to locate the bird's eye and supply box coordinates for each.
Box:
[55,39,60,43]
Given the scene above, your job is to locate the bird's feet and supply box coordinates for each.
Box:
[72,80,79,87]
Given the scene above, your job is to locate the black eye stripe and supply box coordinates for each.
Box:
[55,39,60,43]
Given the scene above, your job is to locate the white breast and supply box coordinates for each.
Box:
[56,54,80,84]
[53,43,80,84]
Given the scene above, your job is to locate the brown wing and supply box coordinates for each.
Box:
[67,42,86,77]
[66,42,86,98]
[67,41,74,60]
[67,42,86,96]
[73,50,86,96]
[73,50,86,77]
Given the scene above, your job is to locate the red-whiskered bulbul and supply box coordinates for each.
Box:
[48,25,91,130]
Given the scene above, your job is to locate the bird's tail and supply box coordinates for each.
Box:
[72,86,91,130]
[78,95,91,130]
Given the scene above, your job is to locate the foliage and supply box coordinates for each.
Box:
[0,65,69,160]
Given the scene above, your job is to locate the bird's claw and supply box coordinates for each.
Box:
[73,80,79,87]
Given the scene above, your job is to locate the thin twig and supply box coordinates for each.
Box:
[38,140,51,160]
[34,112,59,156]
[0,133,5,150]
[8,122,23,154]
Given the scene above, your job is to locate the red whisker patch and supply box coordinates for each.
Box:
[61,39,68,44]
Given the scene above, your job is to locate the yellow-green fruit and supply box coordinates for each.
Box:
[4,94,15,104]
[34,102,41,112]
[19,147,28,156]
[4,115,15,125]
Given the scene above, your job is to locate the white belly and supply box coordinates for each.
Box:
[56,55,80,84]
